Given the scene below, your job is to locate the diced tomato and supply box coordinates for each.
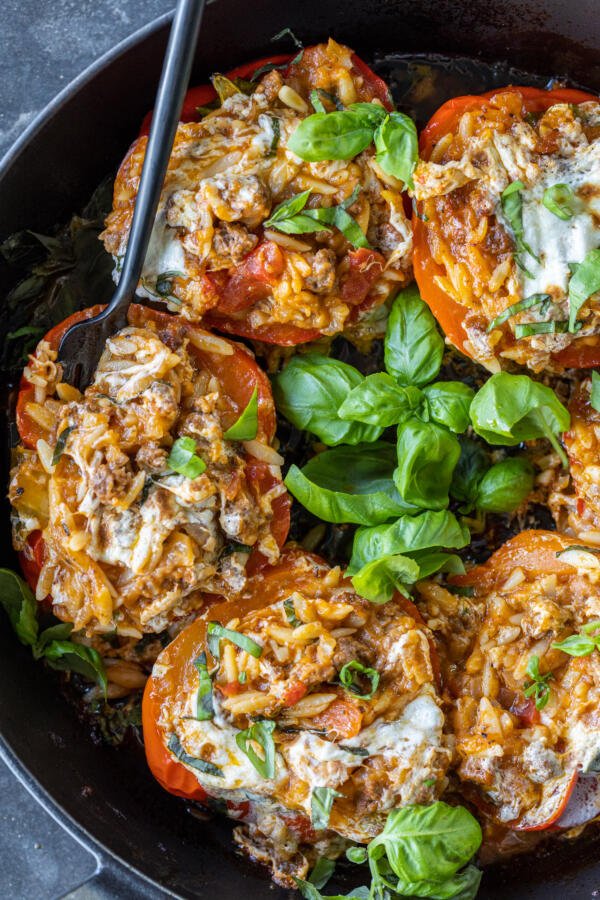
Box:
[282,681,307,708]
[17,531,46,594]
[311,695,363,740]
[219,681,244,698]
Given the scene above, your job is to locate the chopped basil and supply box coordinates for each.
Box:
[338,745,370,757]
[271,26,303,49]
[523,654,553,710]
[194,652,213,721]
[264,188,370,249]
[592,371,600,413]
[556,544,600,557]
[268,116,281,157]
[310,90,326,114]
[238,671,247,684]
[223,387,259,441]
[552,621,600,657]
[207,622,263,659]
[338,660,380,700]
[156,269,185,296]
[168,733,224,777]
[235,719,276,778]
[568,247,600,332]
[487,293,551,332]
[446,584,475,598]
[311,786,342,830]
[514,319,575,339]
[283,597,301,627]
[500,180,538,275]
[543,183,575,220]
[52,425,75,465]
[167,436,207,478]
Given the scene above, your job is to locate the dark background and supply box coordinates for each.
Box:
[0,4,171,896]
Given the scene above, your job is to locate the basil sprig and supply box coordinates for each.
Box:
[168,733,224,777]
[0,568,107,694]
[552,621,600,657]
[523,655,553,710]
[194,652,214,721]
[338,660,380,700]
[236,719,276,778]
[568,247,600,332]
[167,436,207,478]
[592,371,600,413]
[543,183,575,220]
[500,180,538,275]
[469,372,570,467]
[311,786,342,830]
[223,387,259,441]
[288,103,418,187]
[264,187,370,249]
[207,622,263,659]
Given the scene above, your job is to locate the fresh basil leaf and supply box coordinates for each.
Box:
[449,437,490,508]
[552,633,597,657]
[475,457,534,514]
[285,443,418,525]
[0,568,39,646]
[266,189,370,249]
[283,597,301,627]
[308,858,336,890]
[34,622,74,657]
[351,554,420,603]
[338,374,424,426]
[295,880,370,900]
[393,863,482,900]
[265,213,332,236]
[310,90,327,114]
[422,382,474,433]
[543,183,575,220]
[514,319,574,338]
[168,733,224,777]
[311,786,342,830]
[409,550,465,581]
[194,651,214,721]
[384,286,444,387]
[52,425,75,465]
[394,419,461,509]
[348,510,470,576]
[338,660,380,699]
[500,180,538,274]
[167,436,207,478]
[207,622,263,660]
[373,111,418,188]
[487,293,551,333]
[236,719,276,779]
[367,802,482,889]
[568,247,600,332]
[339,747,370,758]
[42,640,107,695]
[523,654,553,710]
[591,371,600,413]
[287,104,386,161]
[266,189,312,224]
[556,544,600,557]
[268,116,281,156]
[273,354,383,446]
[469,372,570,466]
[223,387,259,441]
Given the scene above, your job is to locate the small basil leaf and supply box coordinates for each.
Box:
[273,354,383,446]
[475,457,534,514]
[421,382,474,433]
[409,550,465,580]
[207,622,262,660]
[384,286,444,387]
[52,425,75,465]
[223,387,258,441]
[351,553,420,604]
[168,733,224,777]
[449,437,490,508]
[236,719,276,779]
[373,111,418,188]
[268,116,281,156]
[394,419,461,509]
[394,864,482,900]
[568,247,600,332]
[542,183,575,220]
[284,443,419,526]
[338,660,380,699]
[500,180,538,274]
[42,640,107,695]
[194,651,214,720]
[310,90,327,113]
[469,372,570,466]
[591,371,600,413]
[167,436,207,478]
[348,510,470,576]
[552,633,597,657]
[338,373,424,426]
[265,189,312,224]
[288,106,384,162]
[283,597,301,627]
[0,568,39,646]
[311,786,342,830]
[308,858,336,890]
[34,622,74,657]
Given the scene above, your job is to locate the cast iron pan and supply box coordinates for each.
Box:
[1,2,600,897]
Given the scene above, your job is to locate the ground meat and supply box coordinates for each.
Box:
[211,222,258,266]
[135,442,168,474]
[201,174,271,228]
[90,445,134,502]
[304,249,337,294]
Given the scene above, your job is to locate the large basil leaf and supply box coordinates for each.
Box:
[450,437,490,507]
[384,287,444,387]
[338,373,424,426]
[350,554,421,603]
[373,111,418,188]
[394,419,461,509]
[422,382,474,434]
[469,372,570,465]
[0,567,39,646]
[287,104,386,161]
[347,510,470,575]
[475,457,534,513]
[272,354,382,445]
[285,443,417,525]
[568,248,600,332]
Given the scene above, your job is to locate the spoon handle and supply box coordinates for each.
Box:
[108,0,206,314]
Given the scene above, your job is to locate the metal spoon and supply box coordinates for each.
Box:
[58,0,206,390]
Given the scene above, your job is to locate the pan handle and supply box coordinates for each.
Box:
[59,853,173,899]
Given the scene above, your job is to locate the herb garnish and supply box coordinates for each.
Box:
[552,621,600,657]
[591,371,600,413]
[568,247,600,332]
[523,655,553,710]
[283,597,301,627]
[543,183,575,220]
[52,425,75,465]
[339,660,380,700]
[168,733,224,777]
[223,387,259,441]
[193,652,214,721]
[263,187,370,249]
[206,622,263,659]
[167,436,207,478]
[235,719,276,778]
[311,786,342,830]
[268,116,281,157]
[556,544,600,557]
[487,293,551,333]
[500,180,539,275]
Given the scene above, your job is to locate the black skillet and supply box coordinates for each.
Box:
[1,1,600,896]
